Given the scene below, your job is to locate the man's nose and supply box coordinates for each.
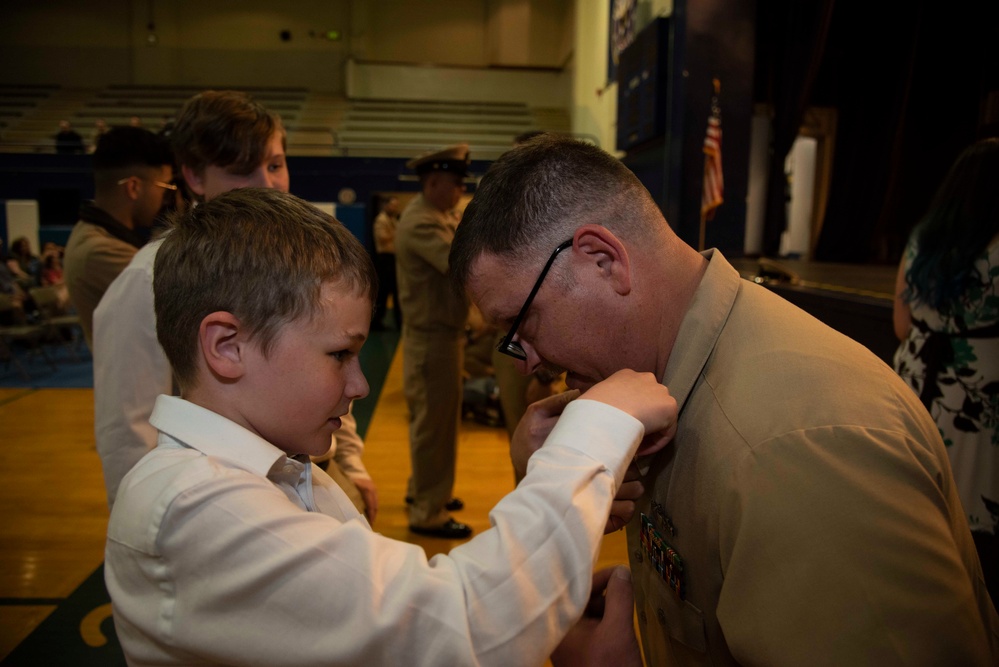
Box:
[515,336,543,375]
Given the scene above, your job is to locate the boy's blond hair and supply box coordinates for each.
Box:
[154,188,377,390]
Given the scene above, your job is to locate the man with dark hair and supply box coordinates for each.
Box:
[63,126,174,348]
[93,91,377,521]
[451,135,999,665]
[396,144,472,538]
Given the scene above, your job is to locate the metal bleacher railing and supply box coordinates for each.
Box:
[0,85,576,160]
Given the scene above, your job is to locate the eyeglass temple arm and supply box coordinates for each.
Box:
[497,239,573,351]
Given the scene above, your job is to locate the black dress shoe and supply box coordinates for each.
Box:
[404,496,465,511]
[409,519,473,539]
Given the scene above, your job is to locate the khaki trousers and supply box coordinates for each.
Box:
[403,327,464,527]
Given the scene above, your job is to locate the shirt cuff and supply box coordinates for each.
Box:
[541,399,645,488]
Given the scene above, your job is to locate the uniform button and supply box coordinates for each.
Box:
[657,608,667,625]
[639,610,648,625]
[634,549,643,563]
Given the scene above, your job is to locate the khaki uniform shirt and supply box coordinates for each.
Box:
[629,250,999,666]
[63,218,139,349]
[395,194,467,331]
[373,212,396,254]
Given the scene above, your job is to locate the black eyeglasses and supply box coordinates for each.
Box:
[495,239,573,361]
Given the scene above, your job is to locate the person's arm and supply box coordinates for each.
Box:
[404,213,453,276]
[715,427,996,665]
[93,245,173,508]
[892,252,912,341]
[332,408,378,524]
[114,372,676,666]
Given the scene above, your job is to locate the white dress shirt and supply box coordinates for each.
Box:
[106,395,644,666]
[92,239,369,508]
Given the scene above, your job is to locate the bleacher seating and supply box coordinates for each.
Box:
[0,85,570,159]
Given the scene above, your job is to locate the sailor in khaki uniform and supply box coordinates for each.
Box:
[453,135,999,665]
[395,144,472,539]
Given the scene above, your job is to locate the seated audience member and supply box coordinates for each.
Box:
[105,187,678,666]
[0,239,28,320]
[40,242,64,286]
[89,118,108,153]
[7,237,41,289]
[63,126,174,348]
[54,120,85,154]
[449,135,999,666]
[93,90,377,522]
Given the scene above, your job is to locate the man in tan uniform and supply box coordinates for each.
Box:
[396,144,472,539]
[63,126,174,349]
[451,136,999,665]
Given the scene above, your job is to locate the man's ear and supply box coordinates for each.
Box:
[181,164,206,197]
[122,176,141,202]
[199,311,245,380]
[573,224,632,295]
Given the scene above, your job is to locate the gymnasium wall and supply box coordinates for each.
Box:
[0,0,572,99]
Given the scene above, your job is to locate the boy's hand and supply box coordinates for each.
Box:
[510,389,581,479]
[580,369,677,457]
[551,566,643,667]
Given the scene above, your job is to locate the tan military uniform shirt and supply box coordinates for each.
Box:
[629,250,999,666]
[394,194,467,332]
[63,219,139,349]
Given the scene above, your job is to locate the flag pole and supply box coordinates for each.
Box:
[700,78,723,252]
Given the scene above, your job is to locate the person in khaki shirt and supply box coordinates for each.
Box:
[63,126,174,349]
[451,135,999,666]
[395,144,472,538]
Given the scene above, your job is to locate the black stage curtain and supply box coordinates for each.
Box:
[755,0,835,258]
[756,0,998,264]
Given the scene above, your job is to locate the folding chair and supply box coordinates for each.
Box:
[0,293,57,380]
[28,285,86,362]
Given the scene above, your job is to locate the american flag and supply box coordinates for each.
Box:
[701,82,724,221]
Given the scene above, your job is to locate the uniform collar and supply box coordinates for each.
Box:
[661,249,741,413]
[78,201,145,249]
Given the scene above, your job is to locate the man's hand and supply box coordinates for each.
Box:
[510,389,581,480]
[552,566,643,667]
[606,462,643,533]
[352,477,379,525]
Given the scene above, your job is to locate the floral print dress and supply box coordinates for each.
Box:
[893,236,999,533]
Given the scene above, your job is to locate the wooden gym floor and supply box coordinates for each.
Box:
[0,333,629,664]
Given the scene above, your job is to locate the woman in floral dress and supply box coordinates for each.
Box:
[893,138,999,597]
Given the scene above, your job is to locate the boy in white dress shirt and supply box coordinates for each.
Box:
[105,187,678,666]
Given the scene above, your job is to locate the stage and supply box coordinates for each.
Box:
[729,257,898,365]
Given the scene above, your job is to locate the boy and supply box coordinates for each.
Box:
[105,188,678,665]
[93,91,376,520]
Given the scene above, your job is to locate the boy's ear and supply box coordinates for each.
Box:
[181,164,206,197]
[573,224,632,296]
[199,311,245,380]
